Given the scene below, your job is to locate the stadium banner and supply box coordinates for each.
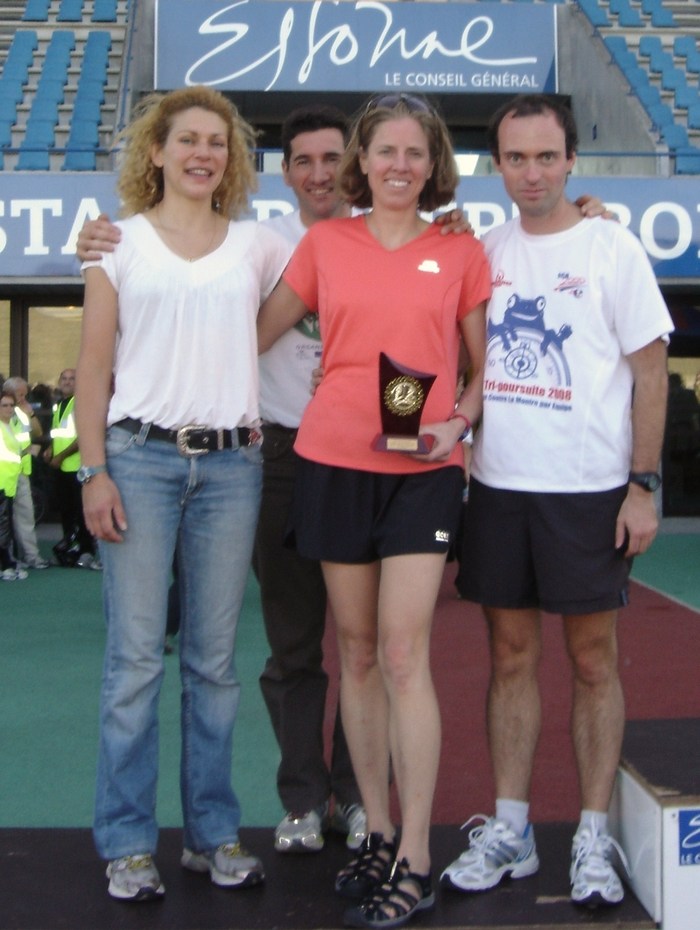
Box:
[0,174,698,280]
[153,0,557,94]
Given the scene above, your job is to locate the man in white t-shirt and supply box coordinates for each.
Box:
[253,107,368,855]
[442,94,673,909]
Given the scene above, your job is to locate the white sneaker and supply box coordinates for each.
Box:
[181,841,264,888]
[1,568,28,581]
[441,815,539,892]
[570,825,628,907]
[332,802,368,850]
[106,854,164,901]
[274,805,328,853]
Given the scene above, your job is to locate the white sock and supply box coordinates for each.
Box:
[495,798,530,836]
[578,809,608,835]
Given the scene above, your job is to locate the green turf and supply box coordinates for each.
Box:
[631,531,700,611]
[1,527,697,830]
[0,552,284,829]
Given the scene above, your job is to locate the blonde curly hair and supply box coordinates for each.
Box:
[116,86,258,219]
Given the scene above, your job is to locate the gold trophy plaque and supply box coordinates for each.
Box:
[372,352,436,453]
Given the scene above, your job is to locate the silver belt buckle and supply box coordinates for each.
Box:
[176,425,209,457]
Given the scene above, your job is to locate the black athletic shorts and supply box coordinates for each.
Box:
[456,478,632,615]
[290,459,464,564]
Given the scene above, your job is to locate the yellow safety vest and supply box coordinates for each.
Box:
[50,396,81,473]
[0,421,22,498]
[11,407,33,477]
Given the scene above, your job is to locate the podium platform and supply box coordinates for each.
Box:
[0,823,653,930]
[611,717,700,930]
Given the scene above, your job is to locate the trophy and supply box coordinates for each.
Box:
[372,352,437,453]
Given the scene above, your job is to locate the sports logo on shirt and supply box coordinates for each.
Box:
[294,310,321,341]
[484,293,574,409]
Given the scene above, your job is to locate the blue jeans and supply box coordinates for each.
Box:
[93,424,262,860]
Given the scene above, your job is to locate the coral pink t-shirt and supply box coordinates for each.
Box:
[284,216,491,474]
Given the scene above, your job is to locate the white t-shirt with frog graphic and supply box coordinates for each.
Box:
[472,216,673,493]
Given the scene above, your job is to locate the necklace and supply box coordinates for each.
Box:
[150,205,221,262]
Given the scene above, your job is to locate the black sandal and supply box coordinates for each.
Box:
[335,832,396,900]
[344,858,435,929]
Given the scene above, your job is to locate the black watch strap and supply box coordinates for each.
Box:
[629,471,662,492]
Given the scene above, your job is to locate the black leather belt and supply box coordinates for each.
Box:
[114,417,260,456]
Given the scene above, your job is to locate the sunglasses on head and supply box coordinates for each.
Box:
[364,93,433,115]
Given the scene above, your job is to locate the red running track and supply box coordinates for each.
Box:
[322,564,700,825]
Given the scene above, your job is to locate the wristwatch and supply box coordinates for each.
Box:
[77,464,108,485]
[628,471,661,492]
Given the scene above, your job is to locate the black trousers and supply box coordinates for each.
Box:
[253,424,359,813]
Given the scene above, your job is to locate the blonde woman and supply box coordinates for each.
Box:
[258,93,491,928]
[76,86,290,902]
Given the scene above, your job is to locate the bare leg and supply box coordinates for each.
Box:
[485,608,542,802]
[322,561,393,840]
[378,553,446,875]
[563,611,624,812]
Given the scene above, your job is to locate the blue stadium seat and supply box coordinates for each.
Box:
[57,0,84,22]
[23,119,56,147]
[608,0,644,26]
[72,96,103,122]
[28,96,60,122]
[640,0,676,27]
[625,67,651,91]
[675,85,700,111]
[3,30,38,80]
[0,79,26,104]
[636,84,662,108]
[604,36,638,72]
[639,35,665,64]
[83,30,112,64]
[674,36,700,74]
[92,0,118,22]
[661,67,687,93]
[42,31,75,83]
[688,106,700,130]
[661,123,690,149]
[0,98,19,122]
[0,121,12,148]
[75,79,106,104]
[675,146,700,174]
[576,0,610,26]
[35,78,66,103]
[67,119,100,147]
[16,147,50,170]
[63,149,97,170]
[22,0,50,19]
[647,101,675,128]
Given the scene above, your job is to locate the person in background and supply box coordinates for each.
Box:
[75,85,290,903]
[45,368,97,568]
[441,93,673,909]
[258,92,491,929]
[3,376,49,569]
[0,389,28,581]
